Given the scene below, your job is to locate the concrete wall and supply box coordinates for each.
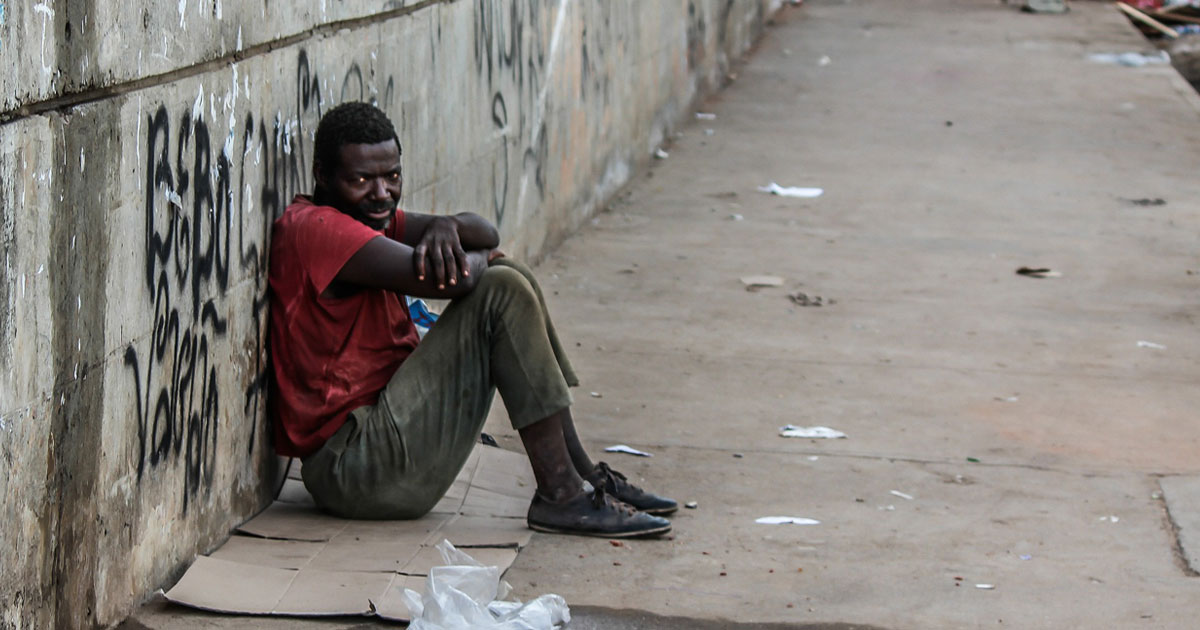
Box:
[0,1,781,628]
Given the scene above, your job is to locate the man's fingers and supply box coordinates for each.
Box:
[454,244,470,276]
[428,244,446,288]
[414,244,427,280]
[442,244,459,285]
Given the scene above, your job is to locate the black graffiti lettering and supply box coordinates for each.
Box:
[491,92,509,224]
[128,50,398,505]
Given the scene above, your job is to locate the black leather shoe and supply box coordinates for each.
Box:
[585,462,678,515]
[527,484,672,538]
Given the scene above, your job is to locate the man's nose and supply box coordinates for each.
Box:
[370,178,389,198]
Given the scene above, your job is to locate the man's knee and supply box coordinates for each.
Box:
[478,264,536,302]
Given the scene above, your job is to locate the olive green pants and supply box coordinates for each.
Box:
[301,258,578,519]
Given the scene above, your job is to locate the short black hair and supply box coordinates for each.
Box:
[313,101,401,179]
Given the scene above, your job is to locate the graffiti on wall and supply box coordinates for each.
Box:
[124,51,393,513]
[473,0,554,226]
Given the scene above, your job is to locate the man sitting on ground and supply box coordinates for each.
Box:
[268,101,676,537]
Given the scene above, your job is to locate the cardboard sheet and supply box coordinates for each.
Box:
[165,445,537,623]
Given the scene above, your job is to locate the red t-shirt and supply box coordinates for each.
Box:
[268,195,420,457]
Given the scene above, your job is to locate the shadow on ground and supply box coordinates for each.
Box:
[568,606,891,630]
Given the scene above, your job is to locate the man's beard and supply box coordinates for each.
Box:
[355,199,395,229]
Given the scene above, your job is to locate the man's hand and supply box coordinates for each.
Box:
[413,216,469,290]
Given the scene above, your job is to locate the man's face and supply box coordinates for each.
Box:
[320,140,402,231]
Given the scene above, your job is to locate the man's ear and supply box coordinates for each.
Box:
[313,161,327,189]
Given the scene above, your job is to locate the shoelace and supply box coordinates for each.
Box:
[593,461,643,496]
[588,481,637,516]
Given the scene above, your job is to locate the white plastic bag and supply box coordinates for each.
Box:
[403,540,570,630]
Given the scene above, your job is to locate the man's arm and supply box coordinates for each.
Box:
[333,235,490,299]
[402,212,500,290]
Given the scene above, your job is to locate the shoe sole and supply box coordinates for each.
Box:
[641,506,678,516]
[527,520,672,538]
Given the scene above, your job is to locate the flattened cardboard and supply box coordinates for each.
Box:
[272,568,391,616]
[301,513,454,572]
[165,556,296,614]
[432,514,533,548]
[400,545,519,576]
[208,535,323,570]
[461,485,530,518]
[374,573,426,622]
[473,446,537,496]
[169,444,537,621]
[236,502,348,542]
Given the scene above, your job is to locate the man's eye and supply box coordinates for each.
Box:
[389,173,401,180]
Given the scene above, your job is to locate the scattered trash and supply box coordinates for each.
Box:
[807,456,820,461]
[994,394,1020,403]
[779,425,848,439]
[654,148,669,159]
[1122,197,1166,206]
[758,182,824,198]
[604,444,653,457]
[1015,266,1062,278]
[1022,0,1067,14]
[1136,340,1166,350]
[590,391,603,398]
[695,112,717,120]
[1152,491,1163,500]
[788,292,829,307]
[704,128,715,136]
[966,457,981,463]
[878,505,896,511]
[1099,515,1120,523]
[818,55,831,66]
[890,490,914,501]
[741,275,785,289]
[1114,2,1180,40]
[1019,554,1033,561]
[975,583,996,590]
[685,501,699,509]
[728,213,744,221]
[732,453,744,458]
[1088,51,1172,67]
[609,540,624,548]
[403,540,570,630]
[756,516,820,525]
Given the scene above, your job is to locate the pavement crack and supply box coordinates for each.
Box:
[1155,477,1200,578]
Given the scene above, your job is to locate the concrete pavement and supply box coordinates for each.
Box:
[126,1,1200,628]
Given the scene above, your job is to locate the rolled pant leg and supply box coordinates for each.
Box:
[301,262,575,519]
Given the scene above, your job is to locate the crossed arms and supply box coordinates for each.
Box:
[329,212,501,300]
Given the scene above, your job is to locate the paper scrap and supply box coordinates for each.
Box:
[890,490,914,501]
[1088,51,1169,67]
[756,516,820,525]
[1136,341,1165,350]
[975,583,995,590]
[779,425,847,439]
[604,444,653,457]
[654,148,669,159]
[741,275,784,289]
[696,112,717,120]
[758,182,823,198]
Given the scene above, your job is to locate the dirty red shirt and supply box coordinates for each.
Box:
[269,195,419,457]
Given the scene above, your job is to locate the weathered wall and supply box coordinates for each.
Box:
[0,1,781,628]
